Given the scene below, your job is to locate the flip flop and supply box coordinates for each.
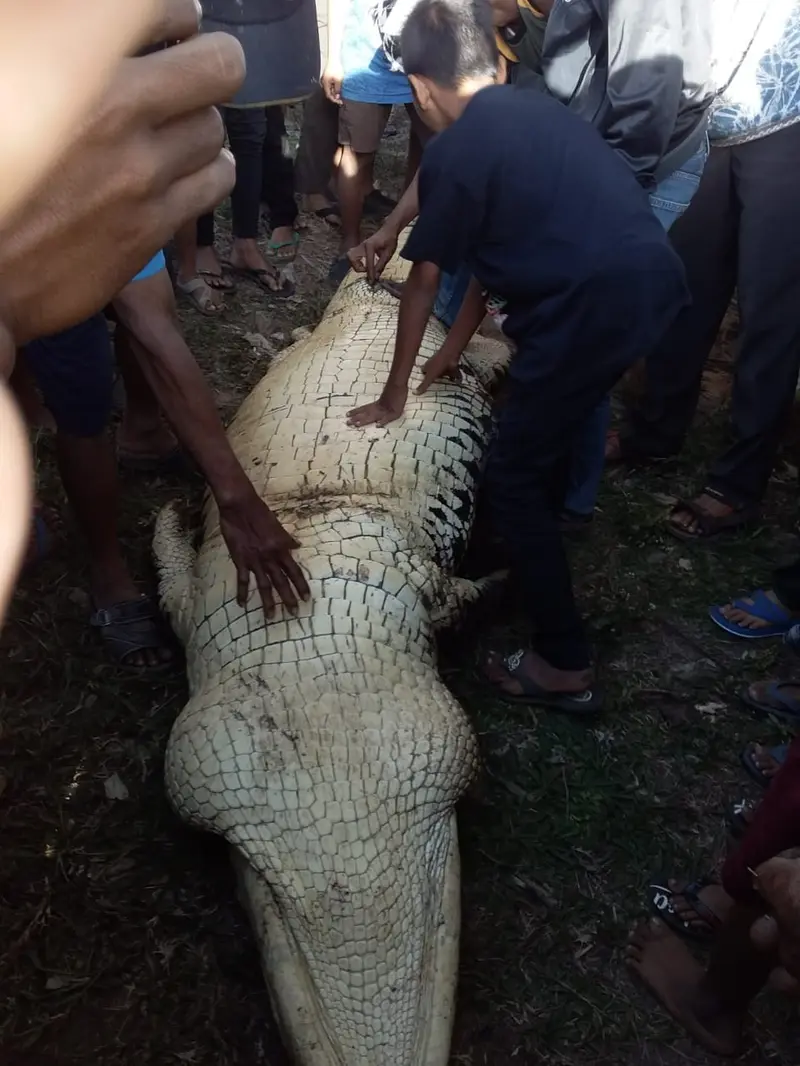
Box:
[667,488,760,544]
[197,268,234,292]
[709,589,794,639]
[739,742,790,788]
[481,649,603,715]
[648,876,722,944]
[175,276,225,316]
[267,232,300,266]
[311,204,341,227]
[223,262,293,298]
[740,681,800,727]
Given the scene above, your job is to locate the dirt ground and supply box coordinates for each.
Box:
[2,108,800,1066]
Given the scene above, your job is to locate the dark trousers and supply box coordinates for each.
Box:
[624,122,800,507]
[487,259,687,671]
[294,87,339,196]
[198,105,297,246]
[774,556,800,613]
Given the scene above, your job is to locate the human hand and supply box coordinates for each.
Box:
[0,0,243,345]
[321,61,344,104]
[347,226,399,283]
[219,492,311,618]
[416,345,462,393]
[347,382,408,428]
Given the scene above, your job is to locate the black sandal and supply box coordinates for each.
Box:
[648,875,723,944]
[481,649,603,715]
[90,596,175,672]
[667,487,760,544]
[223,262,293,298]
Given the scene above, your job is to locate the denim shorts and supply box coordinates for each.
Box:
[24,313,114,437]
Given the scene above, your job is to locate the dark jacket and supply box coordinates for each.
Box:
[540,0,715,187]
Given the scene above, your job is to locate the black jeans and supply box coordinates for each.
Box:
[623,122,800,507]
[198,105,297,246]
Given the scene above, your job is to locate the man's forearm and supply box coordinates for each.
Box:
[384,171,420,237]
[114,300,255,507]
[441,276,485,355]
[385,260,439,390]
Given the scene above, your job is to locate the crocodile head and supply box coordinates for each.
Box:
[165,670,479,1066]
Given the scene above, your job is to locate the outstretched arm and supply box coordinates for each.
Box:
[417,276,485,392]
[348,170,420,282]
[346,260,440,427]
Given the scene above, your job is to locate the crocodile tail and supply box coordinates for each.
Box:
[153,501,197,629]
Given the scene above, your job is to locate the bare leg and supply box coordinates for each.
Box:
[56,429,172,666]
[116,323,177,460]
[337,147,373,255]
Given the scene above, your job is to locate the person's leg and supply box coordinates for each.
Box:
[173,218,226,314]
[195,209,231,286]
[262,106,299,253]
[627,738,800,1055]
[705,123,800,508]
[618,146,737,459]
[224,105,282,289]
[564,140,710,525]
[433,263,474,329]
[22,315,172,667]
[561,394,611,524]
[294,86,342,219]
[332,100,390,279]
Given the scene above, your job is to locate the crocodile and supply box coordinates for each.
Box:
[153,244,510,1066]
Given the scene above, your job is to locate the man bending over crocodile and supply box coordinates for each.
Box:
[347,0,688,713]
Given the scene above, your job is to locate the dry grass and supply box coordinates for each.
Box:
[2,109,800,1065]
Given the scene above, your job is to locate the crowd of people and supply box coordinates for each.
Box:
[2,0,800,1057]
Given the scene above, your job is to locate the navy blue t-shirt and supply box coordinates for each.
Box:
[402,86,689,381]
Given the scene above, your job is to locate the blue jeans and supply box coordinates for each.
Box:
[565,138,709,516]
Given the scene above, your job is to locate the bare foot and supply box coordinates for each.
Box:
[718,589,796,633]
[605,429,623,462]
[626,919,743,1056]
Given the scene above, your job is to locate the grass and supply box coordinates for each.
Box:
[2,107,800,1065]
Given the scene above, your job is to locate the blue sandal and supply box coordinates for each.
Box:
[709,589,794,639]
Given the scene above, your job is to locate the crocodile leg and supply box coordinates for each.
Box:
[430,572,508,630]
[152,501,196,638]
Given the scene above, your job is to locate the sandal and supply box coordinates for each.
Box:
[197,268,234,292]
[709,588,795,640]
[740,681,800,727]
[481,649,603,715]
[223,262,293,298]
[176,276,225,316]
[667,488,760,544]
[740,742,789,789]
[648,876,724,944]
[267,231,299,265]
[89,596,175,672]
[310,204,341,228]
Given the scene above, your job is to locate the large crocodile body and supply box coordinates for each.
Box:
[153,246,509,1065]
